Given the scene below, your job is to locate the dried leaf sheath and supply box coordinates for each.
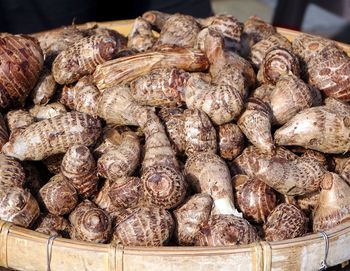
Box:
[2,112,101,160]
[93,47,209,90]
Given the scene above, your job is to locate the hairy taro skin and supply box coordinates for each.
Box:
[2,112,101,161]
[0,34,44,109]
[0,153,26,187]
[217,123,245,160]
[128,17,156,52]
[6,109,35,132]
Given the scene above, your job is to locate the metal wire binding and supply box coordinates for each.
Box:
[319,231,329,271]
[46,234,58,271]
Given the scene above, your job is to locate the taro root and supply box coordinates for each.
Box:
[195,214,259,246]
[35,213,70,237]
[264,203,308,241]
[313,172,350,232]
[2,112,101,161]
[174,193,213,245]
[130,68,189,107]
[231,145,298,177]
[140,109,187,209]
[97,131,141,180]
[32,25,86,62]
[158,107,186,155]
[92,180,115,213]
[250,33,292,69]
[238,98,274,154]
[128,17,156,52]
[296,191,320,216]
[184,71,244,125]
[112,206,174,246]
[217,123,245,160]
[108,177,143,208]
[60,76,100,117]
[31,67,57,105]
[0,113,9,149]
[260,47,300,84]
[38,174,78,216]
[61,145,99,198]
[241,16,276,46]
[29,102,67,120]
[254,156,326,196]
[274,105,350,154]
[52,35,118,85]
[236,177,277,223]
[0,185,40,228]
[142,10,171,31]
[308,44,350,101]
[83,26,127,49]
[270,74,319,125]
[93,47,209,90]
[0,34,44,109]
[185,152,241,216]
[0,153,25,187]
[251,84,275,103]
[69,200,112,243]
[183,108,217,156]
[157,13,201,48]
[42,154,65,174]
[6,109,35,132]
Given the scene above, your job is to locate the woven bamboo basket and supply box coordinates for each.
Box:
[1,20,350,271]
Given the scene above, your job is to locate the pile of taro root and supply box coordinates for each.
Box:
[1,10,350,246]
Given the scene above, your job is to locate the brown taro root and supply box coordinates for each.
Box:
[184,72,244,125]
[313,172,350,232]
[264,203,308,241]
[185,152,241,216]
[93,46,209,90]
[61,76,100,117]
[83,26,127,47]
[69,200,112,243]
[38,174,78,216]
[0,153,25,187]
[195,214,259,246]
[241,16,276,47]
[128,17,156,52]
[29,102,67,121]
[308,44,350,101]
[292,33,333,74]
[142,10,171,31]
[108,177,143,208]
[97,86,142,126]
[140,109,187,209]
[112,206,174,246]
[250,33,292,69]
[251,84,275,103]
[97,131,141,180]
[61,145,99,198]
[35,213,70,237]
[296,191,320,216]
[157,13,201,48]
[31,25,86,62]
[254,156,326,196]
[6,109,35,132]
[183,109,217,156]
[52,35,118,85]
[236,177,277,223]
[238,98,274,154]
[231,145,298,177]
[42,154,65,174]
[217,123,245,160]
[274,105,350,154]
[158,107,186,155]
[130,68,190,107]
[92,180,115,213]
[270,74,320,125]
[31,67,57,105]
[260,47,300,84]
[2,112,101,161]
[174,193,213,245]
[0,113,9,149]
[0,185,40,228]
[0,34,43,109]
